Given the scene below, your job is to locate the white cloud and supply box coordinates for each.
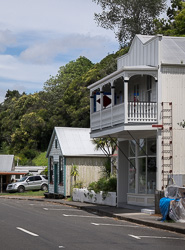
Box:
[0,55,60,82]
[20,34,116,64]
[0,29,16,52]
[0,0,119,103]
[0,0,115,39]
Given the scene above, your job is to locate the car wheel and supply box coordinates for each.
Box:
[18,186,25,193]
[41,184,48,191]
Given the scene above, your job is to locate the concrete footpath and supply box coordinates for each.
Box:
[1,195,185,235]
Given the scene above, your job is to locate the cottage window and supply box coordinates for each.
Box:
[59,156,63,185]
[49,157,53,183]
[55,139,58,149]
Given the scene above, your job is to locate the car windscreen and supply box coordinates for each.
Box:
[17,176,27,182]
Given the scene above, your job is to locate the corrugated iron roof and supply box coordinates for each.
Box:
[0,155,14,172]
[53,127,105,157]
[161,36,185,64]
[137,34,185,65]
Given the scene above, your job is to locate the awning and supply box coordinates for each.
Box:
[0,172,27,175]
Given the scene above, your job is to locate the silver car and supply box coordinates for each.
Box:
[6,175,48,193]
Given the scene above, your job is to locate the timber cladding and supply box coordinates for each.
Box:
[65,157,105,196]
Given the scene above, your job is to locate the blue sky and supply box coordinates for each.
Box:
[0,0,170,103]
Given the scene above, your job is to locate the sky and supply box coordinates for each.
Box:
[0,0,171,103]
[0,0,119,103]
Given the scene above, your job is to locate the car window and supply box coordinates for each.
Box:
[28,176,34,182]
[17,176,27,182]
[35,176,42,181]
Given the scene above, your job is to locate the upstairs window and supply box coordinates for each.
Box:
[55,139,58,149]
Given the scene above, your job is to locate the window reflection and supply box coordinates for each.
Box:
[128,159,136,193]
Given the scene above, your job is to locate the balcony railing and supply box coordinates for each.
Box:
[91,102,157,131]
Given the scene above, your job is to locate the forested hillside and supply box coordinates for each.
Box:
[0,48,127,165]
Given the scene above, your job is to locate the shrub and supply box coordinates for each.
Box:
[88,176,117,193]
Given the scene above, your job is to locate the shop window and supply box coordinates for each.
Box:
[138,158,146,194]
[147,139,156,155]
[147,157,156,194]
[128,138,156,195]
[138,139,146,156]
[128,159,136,193]
[129,140,136,157]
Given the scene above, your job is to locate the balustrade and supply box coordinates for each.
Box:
[91,102,157,131]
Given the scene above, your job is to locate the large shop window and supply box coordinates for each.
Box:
[128,159,136,193]
[128,138,156,194]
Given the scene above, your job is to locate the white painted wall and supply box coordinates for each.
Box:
[161,66,185,177]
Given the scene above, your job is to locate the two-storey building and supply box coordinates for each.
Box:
[88,34,185,207]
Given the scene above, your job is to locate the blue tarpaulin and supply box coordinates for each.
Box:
[160,197,174,221]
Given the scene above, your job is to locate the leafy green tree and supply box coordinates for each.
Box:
[154,0,185,35]
[92,0,167,46]
[44,56,94,128]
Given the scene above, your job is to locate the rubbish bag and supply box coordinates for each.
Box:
[169,198,185,223]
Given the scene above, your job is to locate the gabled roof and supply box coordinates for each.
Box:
[47,127,105,157]
[120,34,185,66]
[136,34,154,44]
[0,155,14,172]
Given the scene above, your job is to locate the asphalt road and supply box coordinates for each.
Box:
[0,198,185,250]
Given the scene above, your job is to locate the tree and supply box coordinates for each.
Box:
[93,137,117,177]
[44,56,94,128]
[92,0,167,46]
[154,0,185,36]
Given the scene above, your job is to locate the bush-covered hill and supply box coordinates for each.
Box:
[0,48,128,165]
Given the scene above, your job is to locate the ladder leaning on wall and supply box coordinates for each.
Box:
[161,102,173,190]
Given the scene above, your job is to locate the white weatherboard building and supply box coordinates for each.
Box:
[88,34,185,207]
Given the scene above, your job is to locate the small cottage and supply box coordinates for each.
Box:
[46,127,106,197]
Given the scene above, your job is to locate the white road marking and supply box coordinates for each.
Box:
[16,227,39,237]
[59,246,65,248]
[63,214,105,218]
[91,223,139,227]
[129,234,185,240]
[43,208,77,211]
[129,235,141,240]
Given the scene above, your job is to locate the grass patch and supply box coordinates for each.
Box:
[0,190,45,197]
